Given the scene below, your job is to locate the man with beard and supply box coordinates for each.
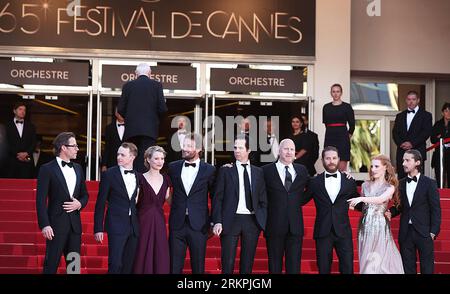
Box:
[167,133,216,274]
[303,146,358,274]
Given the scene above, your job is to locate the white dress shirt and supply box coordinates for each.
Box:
[14,118,24,138]
[116,121,125,141]
[181,158,200,215]
[181,158,200,195]
[56,157,77,198]
[406,173,420,224]
[324,171,341,204]
[275,160,296,186]
[236,160,253,214]
[119,166,137,215]
[177,130,187,150]
[406,105,419,131]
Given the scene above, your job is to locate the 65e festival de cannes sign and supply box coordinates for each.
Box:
[0,0,315,57]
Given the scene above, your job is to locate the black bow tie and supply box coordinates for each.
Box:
[124,169,134,174]
[184,162,196,168]
[407,109,416,114]
[407,176,418,183]
[62,161,73,168]
[15,120,24,124]
[117,123,125,127]
[326,173,337,178]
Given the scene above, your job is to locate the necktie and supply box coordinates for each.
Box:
[117,123,125,127]
[284,166,292,192]
[62,161,73,168]
[407,109,415,114]
[241,164,253,211]
[326,173,337,178]
[407,176,417,183]
[124,170,134,174]
[16,120,24,124]
[184,162,196,168]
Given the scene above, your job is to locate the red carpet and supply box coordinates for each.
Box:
[1,178,449,274]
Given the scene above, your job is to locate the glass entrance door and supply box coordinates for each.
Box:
[203,95,309,167]
[96,94,201,179]
[0,91,92,178]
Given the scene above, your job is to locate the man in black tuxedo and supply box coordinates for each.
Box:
[118,63,168,172]
[303,146,358,274]
[101,108,125,172]
[262,139,310,274]
[5,102,36,178]
[388,149,441,274]
[392,91,432,179]
[36,132,89,274]
[94,142,140,274]
[212,134,268,274]
[168,133,216,274]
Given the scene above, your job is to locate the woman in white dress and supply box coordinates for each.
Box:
[348,155,404,274]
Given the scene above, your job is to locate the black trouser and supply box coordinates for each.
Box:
[434,149,450,188]
[400,224,434,274]
[315,228,353,274]
[169,216,208,274]
[43,227,81,274]
[127,135,156,173]
[220,214,261,274]
[266,232,303,274]
[108,227,139,274]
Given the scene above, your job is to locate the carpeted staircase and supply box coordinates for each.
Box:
[1,179,449,274]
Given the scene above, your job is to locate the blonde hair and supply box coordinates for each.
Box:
[144,146,167,169]
[370,154,400,208]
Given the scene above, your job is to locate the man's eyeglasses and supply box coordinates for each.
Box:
[64,144,79,148]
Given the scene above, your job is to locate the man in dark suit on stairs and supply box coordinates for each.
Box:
[36,132,89,274]
[388,149,441,274]
[168,133,216,274]
[118,63,168,172]
[262,138,310,274]
[303,146,358,274]
[5,102,36,179]
[101,108,125,172]
[212,134,268,274]
[94,142,140,274]
[392,90,432,179]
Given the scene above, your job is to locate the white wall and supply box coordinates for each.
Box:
[312,0,352,172]
[351,0,450,74]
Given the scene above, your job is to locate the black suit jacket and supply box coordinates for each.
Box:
[305,172,358,239]
[118,75,168,140]
[36,160,89,234]
[390,175,441,241]
[5,120,36,158]
[168,160,216,232]
[212,164,268,235]
[392,108,432,161]
[101,122,123,168]
[262,162,310,237]
[94,166,139,236]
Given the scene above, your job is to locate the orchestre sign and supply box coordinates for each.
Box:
[210,68,304,93]
[0,60,89,86]
[0,0,315,57]
[102,65,197,90]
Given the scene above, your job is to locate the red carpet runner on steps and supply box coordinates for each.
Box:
[1,179,450,274]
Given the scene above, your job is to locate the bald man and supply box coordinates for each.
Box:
[262,139,310,274]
